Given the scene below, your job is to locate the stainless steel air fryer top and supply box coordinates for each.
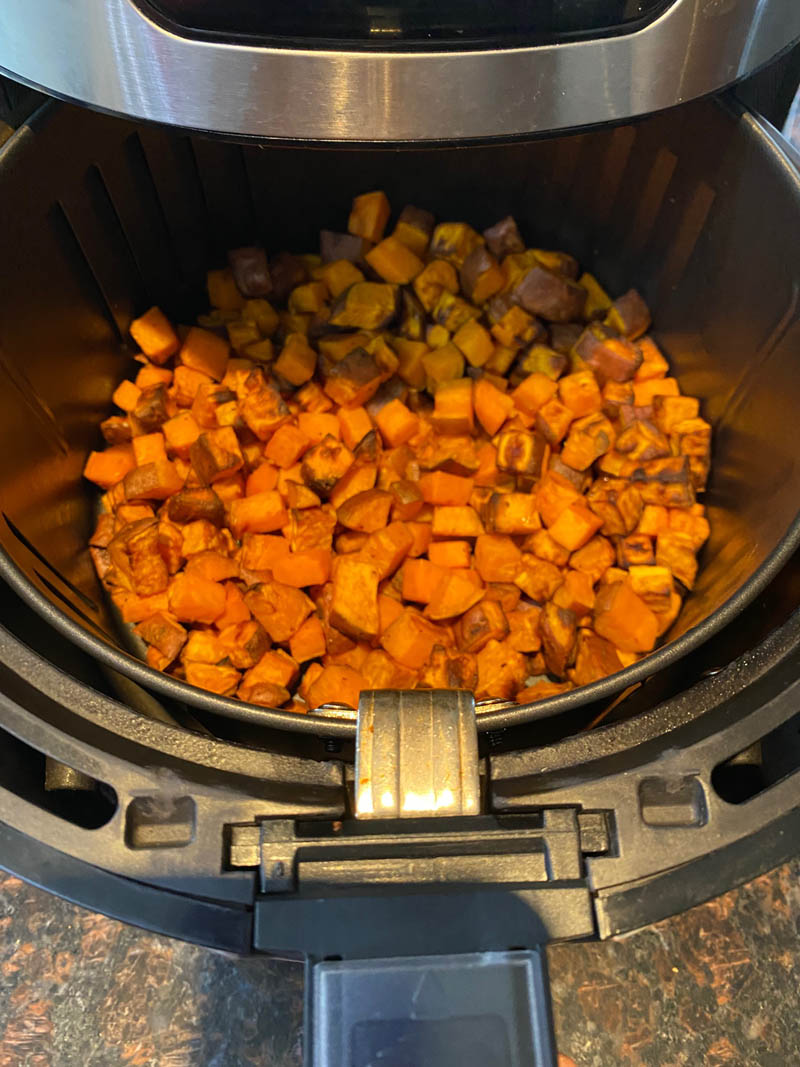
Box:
[0,0,798,142]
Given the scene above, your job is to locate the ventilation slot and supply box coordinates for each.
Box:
[34,569,104,638]
[711,708,800,805]
[0,722,117,829]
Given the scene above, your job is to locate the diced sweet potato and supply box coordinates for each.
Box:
[168,572,226,624]
[425,571,484,620]
[540,601,577,677]
[322,348,390,407]
[337,489,393,533]
[475,639,528,700]
[306,665,366,710]
[428,540,471,569]
[123,460,184,501]
[244,581,314,642]
[429,222,484,267]
[456,600,509,654]
[329,556,380,640]
[289,615,327,663]
[570,629,622,686]
[474,534,521,582]
[486,493,539,535]
[358,522,414,579]
[496,429,546,480]
[506,605,542,653]
[524,529,570,568]
[190,427,243,484]
[483,216,525,258]
[300,435,354,497]
[271,548,332,587]
[552,570,595,616]
[431,506,485,538]
[84,446,136,489]
[593,580,658,652]
[134,612,187,662]
[185,662,241,696]
[329,283,398,331]
[548,501,604,552]
[380,608,442,670]
[516,680,573,704]
[574,323,642,383]
[228,492,288,537]
[130,306,180,363]
[348,191,390,244]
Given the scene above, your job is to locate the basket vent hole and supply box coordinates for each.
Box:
[711,709,800,805]
[3,512,97,611]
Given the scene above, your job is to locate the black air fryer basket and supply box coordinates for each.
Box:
[1,87,800,1065]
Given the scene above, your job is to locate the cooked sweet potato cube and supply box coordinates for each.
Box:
[593,580,658,652]
[184,550,238,582]
[634,336,670,382]
[505,605,542,653]
[287,506,337,552]
[617,534,654,568]
[460,246,504,304]
[207,266,245,310]
[632,376,679,407]
[523,529,570,568]
[474,378,514,435]
[358,522,414,579]
[636,504,670,538]
[630,456,695,508]
[366,235,425,284]
[375,399,419,447]
[181,629,228,664]
[475,639,528,700]
[489,304,540,349]
[456,600,510,653]
[123,460,184,501]
[183,662,240,696]
[228,491,288,537]
[552,570,595,616]
[513,265,586,323]
[307,665,366,710]
[190,426,243,485]
[180,326,229,382]
[605,289,651,340]
[168,572,226,625]
[668,508,710,550]
[486,493,540,535]
[166,487,225,527]
[422,344,465,392]
[425,571,484,620]
[239,533,289,574]
[672,416,711,460]
[402,558,446,603]
[274,333,317,386]
[389,479,423,522]
[100,415,133,445]
[133,384,171,433]
[272,548,332,587]
[577,272,612,318]
[321,348,390,408]
[237,370,290,441]
[244,580,314,642]
[360,648,417,690]
[336,489,392,533]
[391,205,435,257]
[130,306,180,364]
[289,615,327,663]
[560,413,614,471]
[535,398,574,445]
[134,612,187,663]
[180,518,226,558]
[329,283,398,331]
[656,530,698,590]
[380,608,442,670]
[429,222,484,267]
[548,501,604,552]
[432,290,479,334]
[474,534,521,582]
[348,190,390,243]
[328,464,378,510]
[320,232,370,268]
[337,406,373,452]
[431,505,485,538]
[84,445,137,489]
[652,394,700,435]
[300,435,354,497]
[412,260,459,315]
[483,216,524,258]
[483,583,521,614]
[615,419,670,462]
[516,680,573,704]
[536,475,580,527]
[574,323,642,384]
[570,629,622,686]
[433,378,474,434]
[496,429,546,479]
[238,681,292,708]
[428,540,471,569]
[540,601,577,677]
[513,554,562,603]
[558,371,602,417]
[419,471,474,507]
[242,648,300,691]
[512,373,559,418]
[329,556,381,640]
[628,564,673,614]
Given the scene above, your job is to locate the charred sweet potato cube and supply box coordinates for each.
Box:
[166,488,225,528]
[483,216,525,258]
[617,534,654,568]
[300,435,354,497]
[321,348,389,408]
[190,426,243,485]
[570,629,622,686]
[486,493,539,535]
[134,612,187,663]
[615,419,670,462]
[604,288,651,340]
[495,429,546,481]
[540,601,577,677]
[236,370,290,441]
[574,323,642,383]
[512,265,586,323]
[123,460,184,502]
[228,246,271,298]
[515,344,567,382]
[329,283,398,331]
[656,530,698,590]
[475,639,528,701]
[548,501,603,552]
[593,580,658,652]
[535,397,574,445]
[320,231,370,267]
[348,190,391,244]
[456,600,510,653]
[133,383,171,434]
[560,413,615,470]
[429,222,484,267]
[337,489,393,533]
[629,456,695,508]
[460,246,504,304]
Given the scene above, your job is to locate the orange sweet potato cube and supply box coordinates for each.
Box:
[547,501,604,552]
[130,306,180,364]
[593,580,658,652]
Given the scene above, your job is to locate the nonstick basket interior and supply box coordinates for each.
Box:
[1,96,800,736]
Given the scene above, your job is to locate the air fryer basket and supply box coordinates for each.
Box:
[1,95,799,737]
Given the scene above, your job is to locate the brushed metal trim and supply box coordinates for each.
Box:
[0,0,798,142]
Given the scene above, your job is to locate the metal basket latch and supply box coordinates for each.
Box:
[354,689,480,819]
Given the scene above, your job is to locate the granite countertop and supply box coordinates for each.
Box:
[1,857,798,1065]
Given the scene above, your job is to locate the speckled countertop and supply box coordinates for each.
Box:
[1,858,798,1066]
